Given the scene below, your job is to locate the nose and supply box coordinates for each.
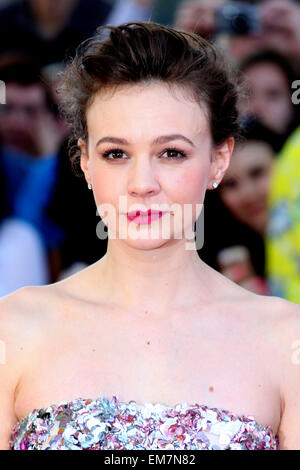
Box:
[127,157,160,198]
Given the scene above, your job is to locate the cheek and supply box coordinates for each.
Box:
[268,99,284,114]
[92,175,118,210]
[90,158,209,207]
[256,173,272,197]
[89,160,126,204]
[170,165,208,203]
[267,98,291,124]
[277,100,292,119]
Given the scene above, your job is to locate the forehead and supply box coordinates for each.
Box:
[86,82,210,140]
[244,63,288,88]
[227,142,273,172]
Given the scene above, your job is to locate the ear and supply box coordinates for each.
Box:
[78,137,91,184]
[209,137,235,189]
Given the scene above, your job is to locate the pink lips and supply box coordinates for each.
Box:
[126,209,165,224]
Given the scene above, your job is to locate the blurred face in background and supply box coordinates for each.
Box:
[218,141,274,235]
[239,62,294,135]
[0,82,48,156]
[29,0,77,22]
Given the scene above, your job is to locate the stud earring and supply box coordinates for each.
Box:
[88,183,92,190]
[212,181,218,189]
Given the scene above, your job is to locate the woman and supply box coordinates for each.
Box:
[216,136,275,295]
[238,49,300,154]
[218,139,275,238]
[1,22,299,450]
[200,129,276,295]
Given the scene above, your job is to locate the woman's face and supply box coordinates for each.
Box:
[218,141,274,235]
[239,62,294,135]
[79,82,233,250]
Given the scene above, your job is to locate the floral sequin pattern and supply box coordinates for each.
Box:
[10,396,279,450]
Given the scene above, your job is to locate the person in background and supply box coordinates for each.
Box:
[238,49,300,153]
[0,58,110,285]
[0,0,155,66]
[0,217,49,297]
[44,138,109,281]
[216,136,275,294]
[0,59,67,284]
[216,245,270,295]
[199,124,276,295]
[265,126,300,304]
[174,0,300,66]
[227,0,300,67]
[219,138,275,237]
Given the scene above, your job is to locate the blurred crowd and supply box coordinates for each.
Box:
[0,0,299,303]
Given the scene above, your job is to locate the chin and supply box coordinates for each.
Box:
[240,219,264,236]
[122,236,173,250]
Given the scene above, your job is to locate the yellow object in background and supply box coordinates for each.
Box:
[265,127,300,304]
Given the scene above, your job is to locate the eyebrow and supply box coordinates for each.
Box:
[95,134,195,148]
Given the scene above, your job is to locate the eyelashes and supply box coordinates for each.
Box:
[161,148,187,160]
[102,148,126,160]
[100,147,188,161]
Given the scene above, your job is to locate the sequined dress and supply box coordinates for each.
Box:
[10,395,279,450]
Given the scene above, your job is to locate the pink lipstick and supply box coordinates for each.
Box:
[126,209,165,224]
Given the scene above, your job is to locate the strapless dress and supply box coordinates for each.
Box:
[10,395,279,450]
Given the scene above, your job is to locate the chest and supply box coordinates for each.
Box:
[15,306,281,434]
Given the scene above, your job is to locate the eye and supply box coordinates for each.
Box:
[249,166,266,179]
[160,148,187,160]
[220,178,238,190]
[101,148,127,160]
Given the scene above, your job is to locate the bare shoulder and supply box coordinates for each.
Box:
[216,277,300,358]
[0,285,59,449]
[0,287,39,385]
[0,284,61,326]
[272,295,300,332]
[0,285,42,336]
[255,294,300,341]
[0,284,73,366]
[240,292,300,345]
[264,295,300,380]
[254,295,300,450]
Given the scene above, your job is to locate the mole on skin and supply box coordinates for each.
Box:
[209,386,214,392]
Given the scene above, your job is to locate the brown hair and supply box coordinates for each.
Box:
[58,21,243,176]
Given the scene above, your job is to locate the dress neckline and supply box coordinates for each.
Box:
[14,394,278,439]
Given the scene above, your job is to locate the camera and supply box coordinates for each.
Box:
[215,2,262,36]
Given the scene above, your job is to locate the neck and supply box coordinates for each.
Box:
[92,238,217,317]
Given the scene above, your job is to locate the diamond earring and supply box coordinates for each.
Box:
[88,183,92,190]
[212,181,218,189]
